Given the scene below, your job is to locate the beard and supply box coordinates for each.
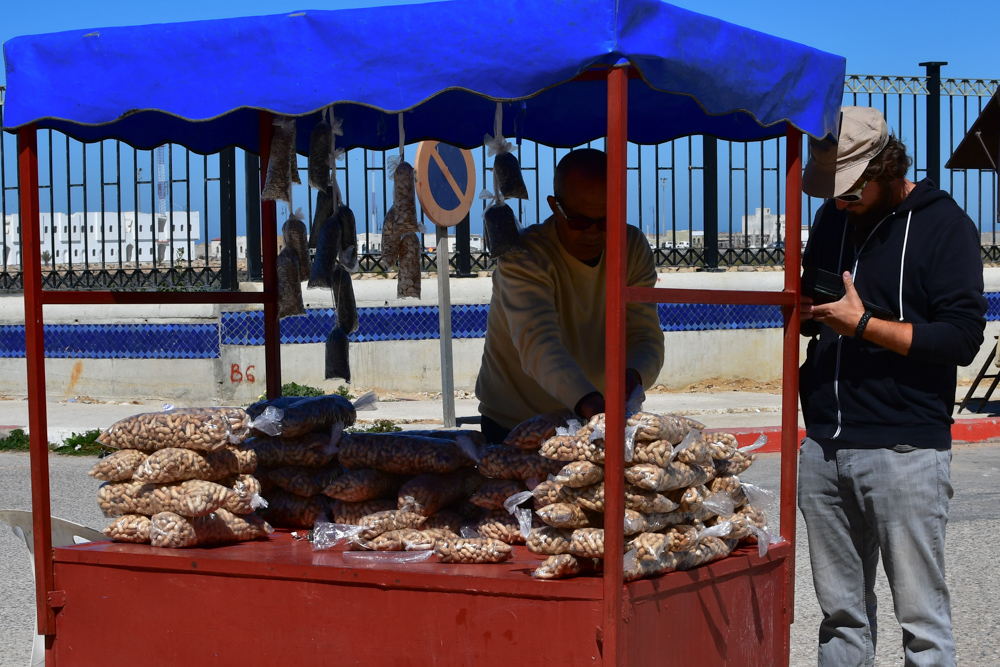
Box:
[846,181,896,231]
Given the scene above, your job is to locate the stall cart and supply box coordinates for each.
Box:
[2,1,845,664]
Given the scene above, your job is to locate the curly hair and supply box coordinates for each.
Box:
[862,134,912,183]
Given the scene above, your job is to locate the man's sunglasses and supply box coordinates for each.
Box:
[836,179,868,203]
[555,200,607,231]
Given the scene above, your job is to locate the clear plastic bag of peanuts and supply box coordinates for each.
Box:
[589,412,703,446]
[308,214,343,290]
[396,232,421,300]
[357,509,426,540]
[261,116,297,204]
[567,527,605,558]
[623,547,685,582]
[97,408,236,453]
[526,526,573,555]
[380,205,401,268]
[468,479,527,510]
[338,432,473,475]
[714,446,759,476]
[474,510,531,545]
[552,460,604,488]
[391,160,419,234]
[310,185,338,248]
[624,461,708,493]
[132,445,256,485]
[277,246,306,319]
[536,502,591,529]
[434,537,513,564]
[222,474,266,515]
[332,264,359,335]
[539,433,605,464]
[308,114,335,191]
[359,528,428,551]
[398,468,484,517]
[329,498,397,525]
[531,479,574,508]
[476,445,564,481]
[143,479,233,518]
[533,554,603,580]
[338,205,360,273]
[677,536,736,571]
[267,464,344,498]
[247,431,341,469]
[504,413,566,449]
[481,191,528,260]
[630,439,674,468]
[566,483,605,513]
[624,485,680,514]
[422,508,467,533]
[250,391,373,438]
[150,509,273,548]
[258,489,328,529]
[323,468,406,503]
[89,449,148,482]
[283,208,312,282]
[103,514,151,543]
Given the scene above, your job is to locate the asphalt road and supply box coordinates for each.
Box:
[1,445,997,666]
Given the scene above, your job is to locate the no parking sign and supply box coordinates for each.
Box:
[415,141,476,227]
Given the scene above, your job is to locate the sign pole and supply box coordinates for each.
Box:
[436,224,456,427]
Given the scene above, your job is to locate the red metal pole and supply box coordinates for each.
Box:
[259,112,282,399]
[603,65,628,666]
[19,126,58,644]
[780,126,804,658]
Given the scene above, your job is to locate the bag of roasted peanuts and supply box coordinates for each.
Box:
[258,489,328,529]
[132,446,256,485]
[97,409,236,453]
[89,449,148,482]
[250,391,374,438]
[97,479,231,518]
[504,413,566,449]
[476,445,563,481]
[103,514,151,543]
[526,526,573,555]
[434,537,513,564]
[552,460,604,488]
[221,474,266,514]
[468,479,527,510]
[149,509,273,548]
[474,509,532,544]
[533,553,603,580]
[247,431,341,469]
[261,115,297,204]
[338,432,474,475]
[623,547,685,582]
[323,468,406,503]
[267,465,344,498]
[329,498,397,525]
[357,509,426,540]
[624,461,708,493]
[539,433,605,464]
[536,503,591,530]
[398,468,484,517]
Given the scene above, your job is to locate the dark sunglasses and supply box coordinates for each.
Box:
[836,179,868,203]
[555,200,607,231]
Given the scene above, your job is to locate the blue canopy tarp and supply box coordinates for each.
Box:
[2,0,846,153]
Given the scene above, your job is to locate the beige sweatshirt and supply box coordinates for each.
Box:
[475,217,664,429]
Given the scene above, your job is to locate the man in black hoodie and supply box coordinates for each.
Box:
[798,106,986,667]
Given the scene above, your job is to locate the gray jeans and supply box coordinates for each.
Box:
[798,436,955,667]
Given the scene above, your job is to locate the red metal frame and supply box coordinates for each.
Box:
[602,69,804,666]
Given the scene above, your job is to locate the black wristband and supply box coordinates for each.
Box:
[855,310,873,338]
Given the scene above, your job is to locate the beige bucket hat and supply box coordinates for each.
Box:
[802,106,889,199]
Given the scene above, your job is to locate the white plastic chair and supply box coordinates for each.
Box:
[0,509,105,666]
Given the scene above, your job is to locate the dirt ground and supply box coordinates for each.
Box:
[653,377,784,393]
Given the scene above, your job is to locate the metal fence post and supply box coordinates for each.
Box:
[244,151,263,282]
[219,147,238,289]
[455,212,472,276]
[701,135,721,270]
[920,61,948,186]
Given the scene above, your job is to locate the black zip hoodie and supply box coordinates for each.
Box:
[799,179,987,448]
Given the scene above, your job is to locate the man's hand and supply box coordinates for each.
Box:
[576,392,606,420]
[812,271,866,337]
[800,294,815,321]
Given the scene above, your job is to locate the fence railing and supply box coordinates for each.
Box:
[1,67,997,291]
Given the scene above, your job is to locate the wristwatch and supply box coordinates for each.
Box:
[855,310,873,338]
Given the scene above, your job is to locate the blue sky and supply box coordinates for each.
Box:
[2,1,997,238]
[3,0,998,85]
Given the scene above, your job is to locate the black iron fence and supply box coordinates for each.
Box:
[1,66,997,290]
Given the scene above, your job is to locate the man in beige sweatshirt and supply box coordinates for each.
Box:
[475,149,665,443]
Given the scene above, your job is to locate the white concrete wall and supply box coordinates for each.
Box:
[1,268,999,402]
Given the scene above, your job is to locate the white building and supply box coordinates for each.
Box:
[738,207,786,247]
[2,211,200,266]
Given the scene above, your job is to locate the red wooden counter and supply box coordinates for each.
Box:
[50,532,790,666]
